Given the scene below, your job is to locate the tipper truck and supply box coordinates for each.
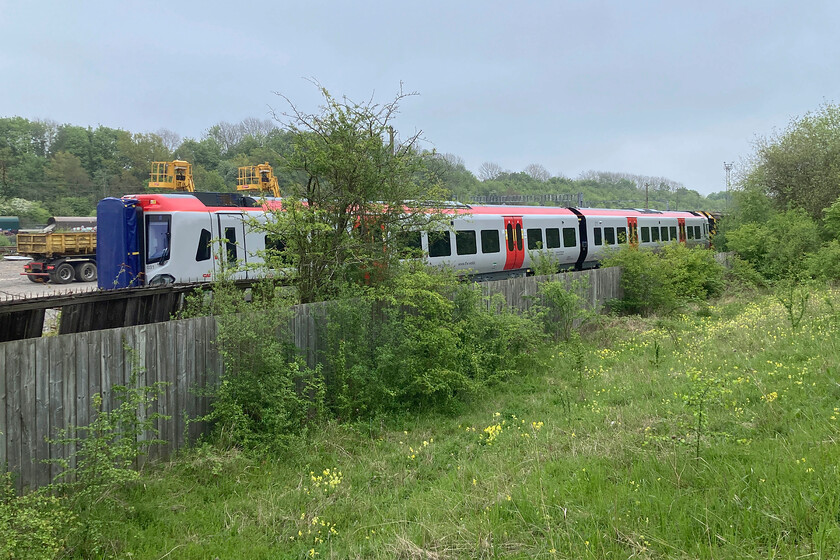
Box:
[17,217,97,283]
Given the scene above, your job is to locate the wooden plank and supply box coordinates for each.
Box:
[74,332,89,459]
[35,337,51,487]
[174,320,188,450]
[0,343,6,472]
[58,333,75,481]
[5,340,22,491]
[20,339,36,489]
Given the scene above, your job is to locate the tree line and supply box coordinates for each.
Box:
[0,114,725,225]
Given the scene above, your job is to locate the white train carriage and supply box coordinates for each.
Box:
[96,193,712,289]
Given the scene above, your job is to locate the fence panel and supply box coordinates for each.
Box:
[1,267,620,490]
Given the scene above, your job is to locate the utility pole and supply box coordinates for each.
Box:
[724,162,733,210]
[644,182,649,210]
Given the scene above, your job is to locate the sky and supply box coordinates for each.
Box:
[1,0,839,194]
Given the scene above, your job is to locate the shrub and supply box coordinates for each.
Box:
[601,244,724,315]
[727,208,821,280]
[206,281,324,451]
[324,262,540,419]
[601,246,677,315]
[530,277,592,341]
[0,474,78,560]
[805,240,840,281]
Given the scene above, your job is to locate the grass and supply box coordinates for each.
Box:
[59,288,840,558]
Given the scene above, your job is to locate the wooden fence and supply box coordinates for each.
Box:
[1,268,621,491]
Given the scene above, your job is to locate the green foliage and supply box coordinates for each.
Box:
[260,84,447,303]
[324,262,540,419]
[0,197,50,226]
[726,207,821,280]
[49,287,840,559]
[806,239,840,281]
[530,277,592,341]
[774,279,811,330]
[198,281,325,451]
[601,247,677,315]
[528,246,560,276]
[601,244,724,315]
[48,372,169,500]
[0,473,78,560]
[659,242,725,300]
[743,103,840,219]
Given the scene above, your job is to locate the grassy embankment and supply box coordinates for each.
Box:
[74,289,840,559]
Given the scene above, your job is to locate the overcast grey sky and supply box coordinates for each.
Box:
[2,0,839,194]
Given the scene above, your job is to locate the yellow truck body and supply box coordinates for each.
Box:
[16,232,97,257]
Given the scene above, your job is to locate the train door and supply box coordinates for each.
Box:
[503,216,524,270]
[216,213,249,280]
[678,218,686,244]
[627,217,638,247]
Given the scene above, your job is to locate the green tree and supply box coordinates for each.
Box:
[744,103,840,219]
[262,84,447,303]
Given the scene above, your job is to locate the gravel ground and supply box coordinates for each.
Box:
[0,257,98,301]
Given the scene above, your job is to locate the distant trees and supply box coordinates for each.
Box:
[478,161,504,181]
[0,113,725,217]
[524,163,551,182]
[741,103,840,219]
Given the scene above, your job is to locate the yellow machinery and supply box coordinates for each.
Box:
[149,160,195,192]
[237,162,280,197]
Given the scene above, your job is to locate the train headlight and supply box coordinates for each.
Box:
[149,274,175,287]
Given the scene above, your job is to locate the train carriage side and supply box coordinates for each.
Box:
[98,193,276,288]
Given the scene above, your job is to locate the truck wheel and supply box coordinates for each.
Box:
[74,262,97,282]
[51,263,75,284]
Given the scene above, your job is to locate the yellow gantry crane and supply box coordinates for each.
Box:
[237,162,280,197]
[149,160,196,192]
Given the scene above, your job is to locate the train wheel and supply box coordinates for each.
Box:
[74,262,97,282]
[50,263,75,284]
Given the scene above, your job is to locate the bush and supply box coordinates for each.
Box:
[205,281,324,451]
[727,208,821,280]
[601,244,725,315]
[660,242,725,300]
[530,277,592,341]
[0,474,78,560]
[324,262,541,419]
[601,246,677,315]
[805,240,840,281]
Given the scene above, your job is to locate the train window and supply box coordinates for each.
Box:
[481,230,500,253]
[651,227,660,242]
[669,226,677,240]
[428,231,451,257]
[687,225,695,240]
[546,228,561,248]
[195,229,211,262]
[515,223,523,251]
[641,227,650,243]
[659,226,668,241]
[617,227,627,244]
[605,227,616,245]
[563,227,577,247]
[506,223,514,251]
[395,231,422,258]
[146,215,171,264]
[593,228,603,246]
[696,225,702,238]
[455,230,477,255]
[224,227,237,263]
[527,228,543,250]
